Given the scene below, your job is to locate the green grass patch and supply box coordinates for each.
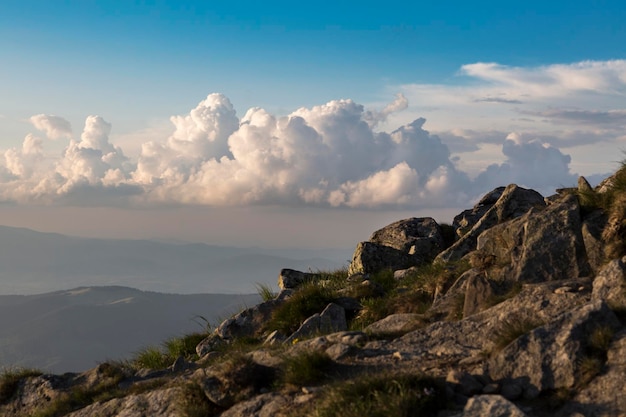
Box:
[128,331,208,370]
[265,282,337,334]
[301,373,445,417]
[281,351,334,387]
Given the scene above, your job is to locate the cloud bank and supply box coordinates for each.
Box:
[393,60,626,166]
[6,59,622,210]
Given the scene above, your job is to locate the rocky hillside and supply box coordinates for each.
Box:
[2,170,626,417]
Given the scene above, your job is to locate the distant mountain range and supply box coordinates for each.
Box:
[0,286,261,373]
[0,225,352,295]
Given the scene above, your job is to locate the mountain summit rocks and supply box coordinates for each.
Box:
[4,174,626,417]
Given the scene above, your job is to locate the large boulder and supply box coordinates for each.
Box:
[348,217,444,275]
[436,185,546,264]
[278,269,319,290]
[476,193,591,284]
[556,328,626,417]
[369,217,444,255]
[216,298,284,340]
[348,242,418,275]
[488,300,621,397]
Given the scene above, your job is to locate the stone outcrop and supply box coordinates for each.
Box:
[488,300,621,397]
[592,255,626,307]
[7,174,626,417]
[348,217,444,275]
[278,269,318,290]
[557,328,626,417]
[436,184,545,263]
[476,193,591,284]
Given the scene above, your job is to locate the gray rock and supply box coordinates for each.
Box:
[453,186,506,236]
[348,241,419,275]
[348,217,445,275]
[489,300,621,395]
[369,217,444,256]
[285,303,347,344]
[325,343,352,360]
[196,333,225,357]
[365,313,425,337]
[170,355,194,372]
[437,184,546,263]
[285,314,321,345]
[463,272,494,318]
[216,298,284,339]
[461,394,527,417]
[278,268,319,290]
[592,255,626,307]
[393,266,419,280]
[477,193,591,284]
[219,393,289,417]
[263,330,286,345]
[201,376,231,407]
[557,329,626,417]
[66,387,183,417]
[319,303,347,334]
[578,175,593,194]
[581,209,607,273]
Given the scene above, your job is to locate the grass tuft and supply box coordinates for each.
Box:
[299,373,444,417]
[265,282,336,334]
[0,367,43,404]
[492,315,544,354]
[256,283,276,302]
[281,351,334,387]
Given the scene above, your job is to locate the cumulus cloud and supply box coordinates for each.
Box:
[0,88,593,209]
[0,115,137,204]
[474,133,577,195]
[29,114,72,140]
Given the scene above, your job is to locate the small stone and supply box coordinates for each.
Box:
[326,343,352,360]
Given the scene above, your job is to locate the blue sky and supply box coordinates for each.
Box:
[0,0,625,247]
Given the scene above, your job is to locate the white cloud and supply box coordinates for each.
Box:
[387,59,626,178]
[473,134,577,195]
[29,114,72,140]
[3,62,616,209]
[460,60,626,96]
